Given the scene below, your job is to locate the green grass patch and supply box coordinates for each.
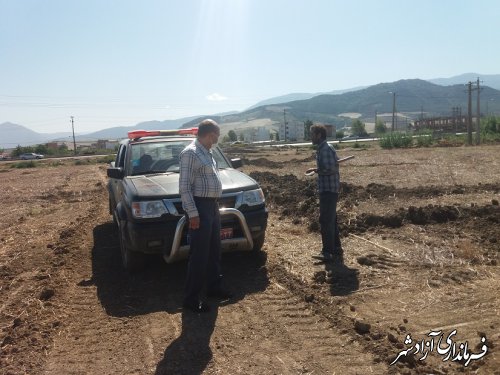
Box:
[10,161,37,169]
[74,159,91,166]
[379,133,413,149]
[49,160,65,167]
[97,155,116,164]
[415,131,434,147]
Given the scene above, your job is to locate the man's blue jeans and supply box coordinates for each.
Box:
[319,192,342,258]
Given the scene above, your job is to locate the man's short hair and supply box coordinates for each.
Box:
[198,119,220,137]
[310,124,327,140]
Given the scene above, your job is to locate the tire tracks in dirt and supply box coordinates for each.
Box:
[38,165,386,374]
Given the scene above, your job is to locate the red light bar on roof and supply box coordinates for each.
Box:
[127,127,198,139]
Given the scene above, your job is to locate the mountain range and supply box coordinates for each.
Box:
[2,73,499,148]
[182,76,500,133]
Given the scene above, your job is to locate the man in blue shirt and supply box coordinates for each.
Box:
[179,119,232,313]
[306,124,344,264]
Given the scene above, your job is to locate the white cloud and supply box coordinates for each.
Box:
[206,93,228,101]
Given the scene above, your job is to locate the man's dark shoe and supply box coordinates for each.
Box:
[312,252,334,262]
[206,288,233,300]
[333,255,344,266]
[183,301,211,313]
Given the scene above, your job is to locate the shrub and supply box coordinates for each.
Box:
[379,133,413,149]
[74,159,90,166]
[97,155,115,164]
[49,160,65,167]
[415,131,434,147]
[10,161,36,169]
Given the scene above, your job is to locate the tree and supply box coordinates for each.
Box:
[238,132,245,141]
[336,130,344,139]
[375,119,387,135]
[483,116,499,133]
[58,144,69,152]
[35,144,48,155]
[351,119,368,136]
[12,145,34,157]
[303,120,313,141]
[227,130,237,142]
[221,135,230,143]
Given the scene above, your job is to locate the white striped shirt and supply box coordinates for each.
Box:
[179,139,222,218]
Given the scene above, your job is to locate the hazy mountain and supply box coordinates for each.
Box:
[1,116,201,148]
[429,73,500,90]
[75,116,201,140]
[247,86,368,109]
[0,122,72,149]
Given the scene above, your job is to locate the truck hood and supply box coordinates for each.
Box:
[126,169,259,199]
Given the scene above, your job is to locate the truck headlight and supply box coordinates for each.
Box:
[131,201,168,218]
[241,188,265,206]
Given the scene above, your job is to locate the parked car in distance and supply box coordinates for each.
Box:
[341,135,360,141]
[107,128,268,272]
[19,153,44,160]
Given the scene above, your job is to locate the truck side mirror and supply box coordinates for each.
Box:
[107,167,125,179]
[231,158,243,169]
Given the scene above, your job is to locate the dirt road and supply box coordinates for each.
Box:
[1,145,499,374]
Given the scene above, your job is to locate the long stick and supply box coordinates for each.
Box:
[348,233,396,255]
[305,155,355,176]
[338,155,355,163]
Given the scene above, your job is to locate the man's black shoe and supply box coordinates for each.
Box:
[312,252,334,262]
[183,301,211,313]
[206,288,233,300]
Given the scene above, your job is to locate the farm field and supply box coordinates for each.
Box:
[0,143,499,375]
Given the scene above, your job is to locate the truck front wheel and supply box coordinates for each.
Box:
[252,234,265,252]
[118,221,144,273]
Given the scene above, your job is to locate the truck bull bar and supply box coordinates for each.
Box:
[163,208,254,263]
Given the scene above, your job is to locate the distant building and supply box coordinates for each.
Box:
[97,139,119,150]
[253,127,270,142]
[279,121,305,141]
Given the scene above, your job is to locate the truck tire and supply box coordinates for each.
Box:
[252,234,265,252]
[110,200,118,226]
[118,221,144,273]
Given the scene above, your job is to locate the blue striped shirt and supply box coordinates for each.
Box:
[179,139,222,218]
[316,140,340,193]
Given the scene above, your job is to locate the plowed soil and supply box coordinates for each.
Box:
[1,144,499,375]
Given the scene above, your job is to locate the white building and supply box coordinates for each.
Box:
[279,121,304,141]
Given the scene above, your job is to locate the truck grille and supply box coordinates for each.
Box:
[173,195,237,215]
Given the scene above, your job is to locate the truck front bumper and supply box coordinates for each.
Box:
[123,207,268,263]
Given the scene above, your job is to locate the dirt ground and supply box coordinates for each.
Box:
[0,144,499,375]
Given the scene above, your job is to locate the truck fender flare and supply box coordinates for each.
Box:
[115,202,128,222]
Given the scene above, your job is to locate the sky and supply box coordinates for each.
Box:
[1,0,499,134]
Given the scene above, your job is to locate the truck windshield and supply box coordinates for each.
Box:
[129,140,231,176]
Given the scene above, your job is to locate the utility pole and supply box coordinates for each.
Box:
[467,82,473,146]
[391,92,396,132]
[283,109,288,142]
[476,77,481,145]
[71,116,77,155]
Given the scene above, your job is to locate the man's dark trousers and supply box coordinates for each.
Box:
[184,197,222,306]
[319,192,342,258]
